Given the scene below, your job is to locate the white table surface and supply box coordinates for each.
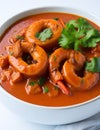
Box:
[0,0,100,129]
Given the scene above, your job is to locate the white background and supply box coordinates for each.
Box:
[0,0,100,129]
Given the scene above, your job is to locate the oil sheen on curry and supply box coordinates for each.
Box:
[0,13,100,107]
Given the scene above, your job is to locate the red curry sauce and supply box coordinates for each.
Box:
[0,13,100,106]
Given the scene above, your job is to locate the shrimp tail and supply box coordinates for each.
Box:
[57,80,71,95]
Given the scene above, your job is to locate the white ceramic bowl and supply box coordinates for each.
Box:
[0,6,100,125]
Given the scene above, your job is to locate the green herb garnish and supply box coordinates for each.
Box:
[9,51,14,56]
[35,32,40,38]
[54,86,58,90]
[43,86,49,93]
[29,81,37,86]
[16,35,24,40]
[81,79,84,84]
[59,18,100,51]
[53,17,59,21]
[47,52,51,57]
[53,55,57,61]
[85,57,100,72]
[38,77,46,86]
[35,28,53,42]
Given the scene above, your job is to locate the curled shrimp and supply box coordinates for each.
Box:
[49,47,99,94]
[49,47,85,82]
[8,42,48,77]
[62,61,99,91]
[25,19,62,49]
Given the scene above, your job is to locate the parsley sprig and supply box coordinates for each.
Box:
[59,18,100,51]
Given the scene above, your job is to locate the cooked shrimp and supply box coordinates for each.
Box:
[49,47,86,82]
[25,19,62,49]
[8,42,48,77]
[49,47,86,94]
[62,61,99,91]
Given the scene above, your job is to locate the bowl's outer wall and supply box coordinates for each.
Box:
[0,86,100,125]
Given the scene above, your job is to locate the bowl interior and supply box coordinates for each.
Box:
[0,6,100,108]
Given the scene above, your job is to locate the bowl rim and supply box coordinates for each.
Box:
[0,6,100,110]
[1,6,100,35]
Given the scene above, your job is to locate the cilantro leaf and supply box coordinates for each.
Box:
[9,51,14,56]
[29,81,37,86]
[43,86,49,93]
[59,24,77,49]
[59,18,100,51]
[74,40,81,51]
[85,57,100,72]
[35,28,53,42]
[38,77,46,86]
[35,32,40,38]
[59,34,69,48]
[53,17,59,21]
[16,35,24,40]
[68,20,78,28]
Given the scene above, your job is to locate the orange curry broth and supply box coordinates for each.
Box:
[0,12,100,107]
